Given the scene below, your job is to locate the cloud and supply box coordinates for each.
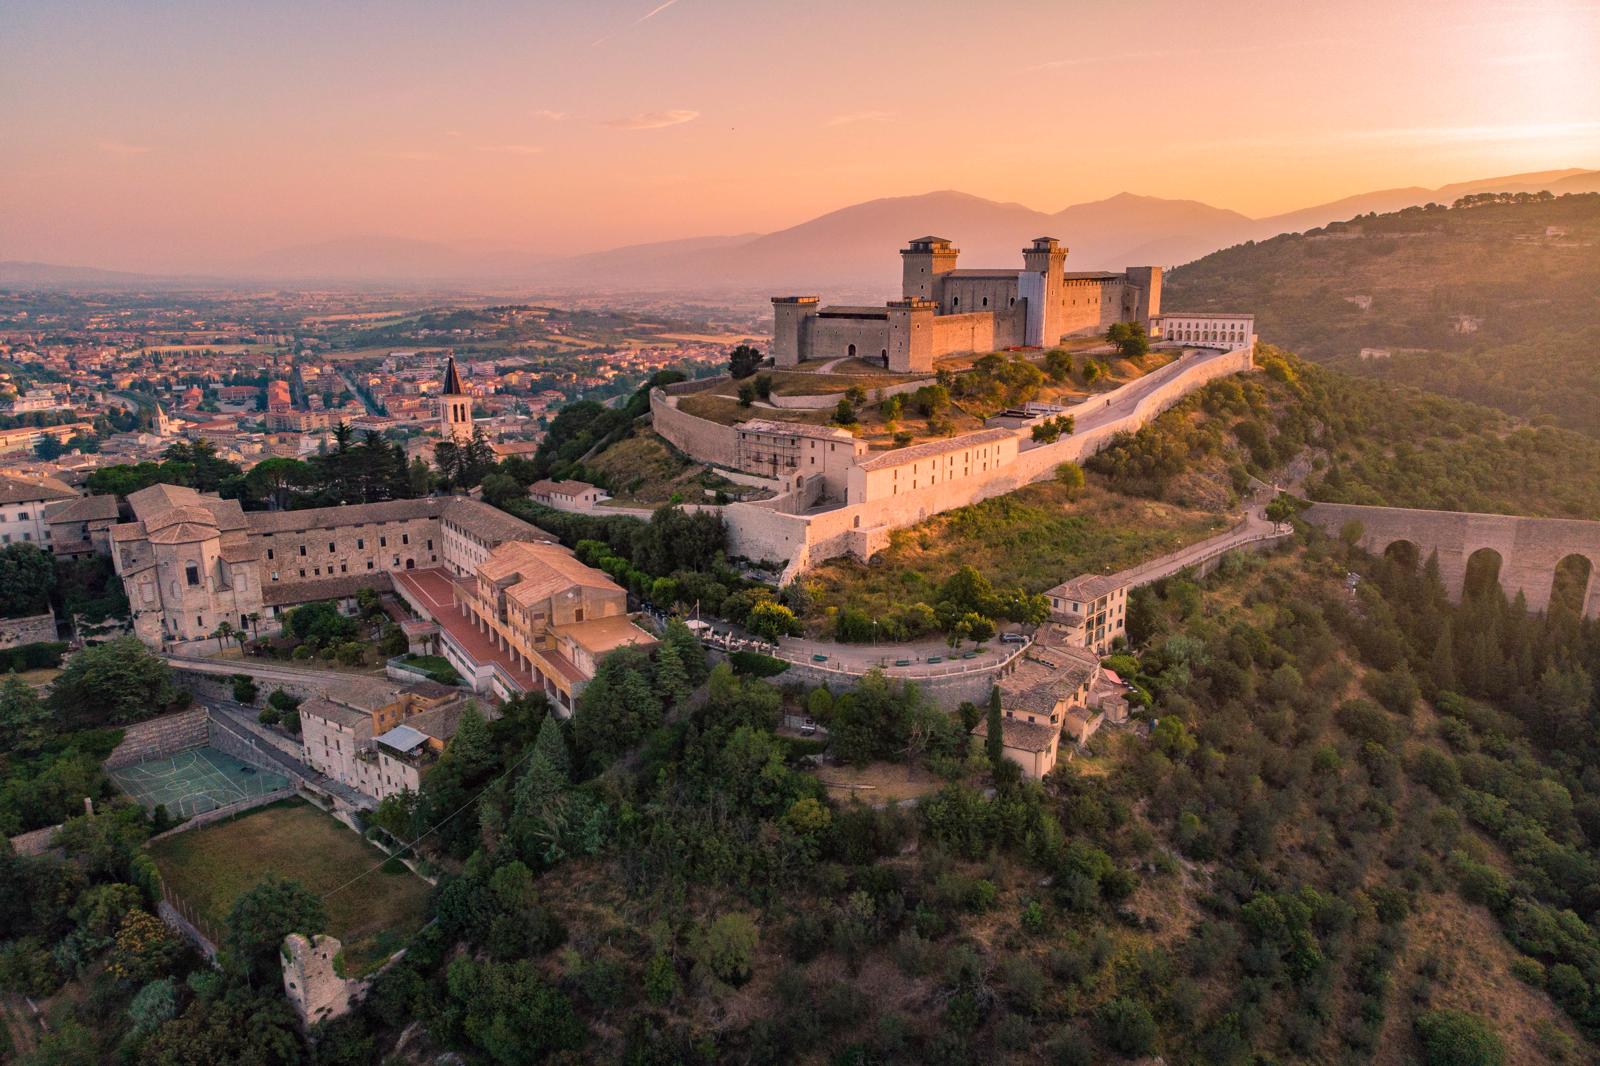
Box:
[826,110,893,127]
[98,139,152,156]
[532,109,569,121]
[591,0,683,46]
[601,109,699,130]
[477,143,544,155]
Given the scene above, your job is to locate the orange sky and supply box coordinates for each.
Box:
[2,0,1597,272]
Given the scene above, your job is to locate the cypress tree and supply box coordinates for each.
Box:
[1429,619,1458,695]
[985,686,1004,767]
[655,638,691,709]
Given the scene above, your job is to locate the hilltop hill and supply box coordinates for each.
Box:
[1162,194,1600,435]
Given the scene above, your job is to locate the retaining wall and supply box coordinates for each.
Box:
[765,376,934,411]
[650,389,740,467]
[147,787,296,842]
[103,708,210,769]
[8,824,62,856]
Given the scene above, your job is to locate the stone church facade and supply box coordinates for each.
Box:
[772,237,1162,372]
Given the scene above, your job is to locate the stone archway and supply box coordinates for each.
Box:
[847,343,856,358]
[1383,539,1420,572]
[1462,547,1504,601]
[1549,554,1595,618]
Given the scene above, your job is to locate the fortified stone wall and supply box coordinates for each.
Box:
[0,612,56,649]
[677,345,1254,579]
[930,310,1000,357]
[809,315,890,364]
[649,391,740,468]
[1301,502,1600,615]
[103,707,210,769]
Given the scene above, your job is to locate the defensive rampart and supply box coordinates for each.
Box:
[650,388,740,468]
[721,345,1254,578]
[1302,502,1600,616]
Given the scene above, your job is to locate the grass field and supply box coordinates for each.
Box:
[148,799,430,975]
[800,480,1229,630]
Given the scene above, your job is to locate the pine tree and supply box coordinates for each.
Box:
[985,686,1004,767]
[654,639,692,708]
[1429,619,1458,695]
[445,705,497,786]
[663,618,709,687]
[532,713,570,783]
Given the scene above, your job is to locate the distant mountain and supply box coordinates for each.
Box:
[0,260,191,288]
[10,167,1598,291]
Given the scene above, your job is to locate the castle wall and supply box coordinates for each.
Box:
[716,345,1255,575]
[649,390,741,468]
[765,376,932,411]
[929,312,998,359]
[941,276,1019,317]
[808,316,891,363]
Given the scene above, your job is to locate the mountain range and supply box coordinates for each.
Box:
[4,168,1597,292]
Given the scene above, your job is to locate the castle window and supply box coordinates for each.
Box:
[299,545,306,556]
[952,297,959,308]
[267,549,274,560]
[982,297,988,307]
[328,542,335,553]
[357,538,364,550]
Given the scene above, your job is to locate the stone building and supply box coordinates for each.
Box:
[773,237,1162,372]
[1045,574,1128,654]
[0,473,78,548]
[43,493,119,557]
[734,420,865,501]
[974,629,1108,779]
[297,677,464,801]
[1150,313,1256,349]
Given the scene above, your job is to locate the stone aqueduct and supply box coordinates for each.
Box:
[1302,502,1600,617]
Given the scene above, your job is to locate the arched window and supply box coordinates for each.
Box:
[952,296,959,308]
[847,343,857,358]
[981,296,989,307]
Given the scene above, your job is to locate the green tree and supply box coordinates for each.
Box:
[1265,494,1299,529]
[0,672,48,752]
[728,344,764,379]
[746,599,801,642]
[832,397,857,425]
[0,543,56,617]
[220,874,326,983]
[654,637,692,707]
[447,957,585,1064]
[1098,996,1157,1056]
[1055,461,1086,498]
[48,636,176,728]
[985,686,1004,767]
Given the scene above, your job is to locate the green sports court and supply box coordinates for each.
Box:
[109,746,291,818]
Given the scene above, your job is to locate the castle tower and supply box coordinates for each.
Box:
[900,237,959,303]
[440,356,471,443]
[1021,237,1068,347]
[771,296,820,366]
[886,297,937,373]
[1124,266,1163,326]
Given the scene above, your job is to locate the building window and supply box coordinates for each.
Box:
[380,536,387,547]
[299,545,307,556]
[267,548,274,560]
[185,563,200,586]
[328,542,335,553]
[357,538,365,550]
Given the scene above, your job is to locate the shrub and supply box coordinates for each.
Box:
[693,913,759,986]
[1098,996,1157,1057]
[728,650,789,677]
[231,674,259,705]
[1414,1009,1505,1066]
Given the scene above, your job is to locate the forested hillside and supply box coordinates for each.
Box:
[1162,195,1600,435]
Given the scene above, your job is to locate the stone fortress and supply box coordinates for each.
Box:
[650,235,1257,581]
[773,237,1162,371]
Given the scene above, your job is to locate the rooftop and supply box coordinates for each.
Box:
[0,473,77,506]
[736,419,857,442]
[972,714,1058,753]
[856,427,1015,471]
[1047,573,1124,602]
[553,614,658,657]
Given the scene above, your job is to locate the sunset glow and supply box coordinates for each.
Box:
[3,0,1598,272]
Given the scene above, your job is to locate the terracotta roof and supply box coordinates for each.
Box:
[553,615,657,657]
[219,542,259,564]
[248,497,447,535]
[972,715,1058,753]
[261,570,394,607]
[856,428,1014,472]
[147,521,217,545]
[1047,574,1123,602]
[110,522,147,543]
[478,540,620,607]
[736,419,856,442]
[528,479,595,497]
[44,494,118,524]
[299,695,369,730]
[443,497,554,546]
[0,474,77,506]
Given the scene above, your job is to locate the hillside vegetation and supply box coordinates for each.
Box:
[1088,348,1600,519]
[1163,195,1600,435]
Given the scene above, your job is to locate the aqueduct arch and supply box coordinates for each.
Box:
[1304,502,1600,617]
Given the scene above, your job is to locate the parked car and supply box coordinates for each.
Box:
[1000,632,1028,644]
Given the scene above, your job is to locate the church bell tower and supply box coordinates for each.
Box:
[440,356,471,443]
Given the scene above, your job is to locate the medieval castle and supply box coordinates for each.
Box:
[773,237,1162,371]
